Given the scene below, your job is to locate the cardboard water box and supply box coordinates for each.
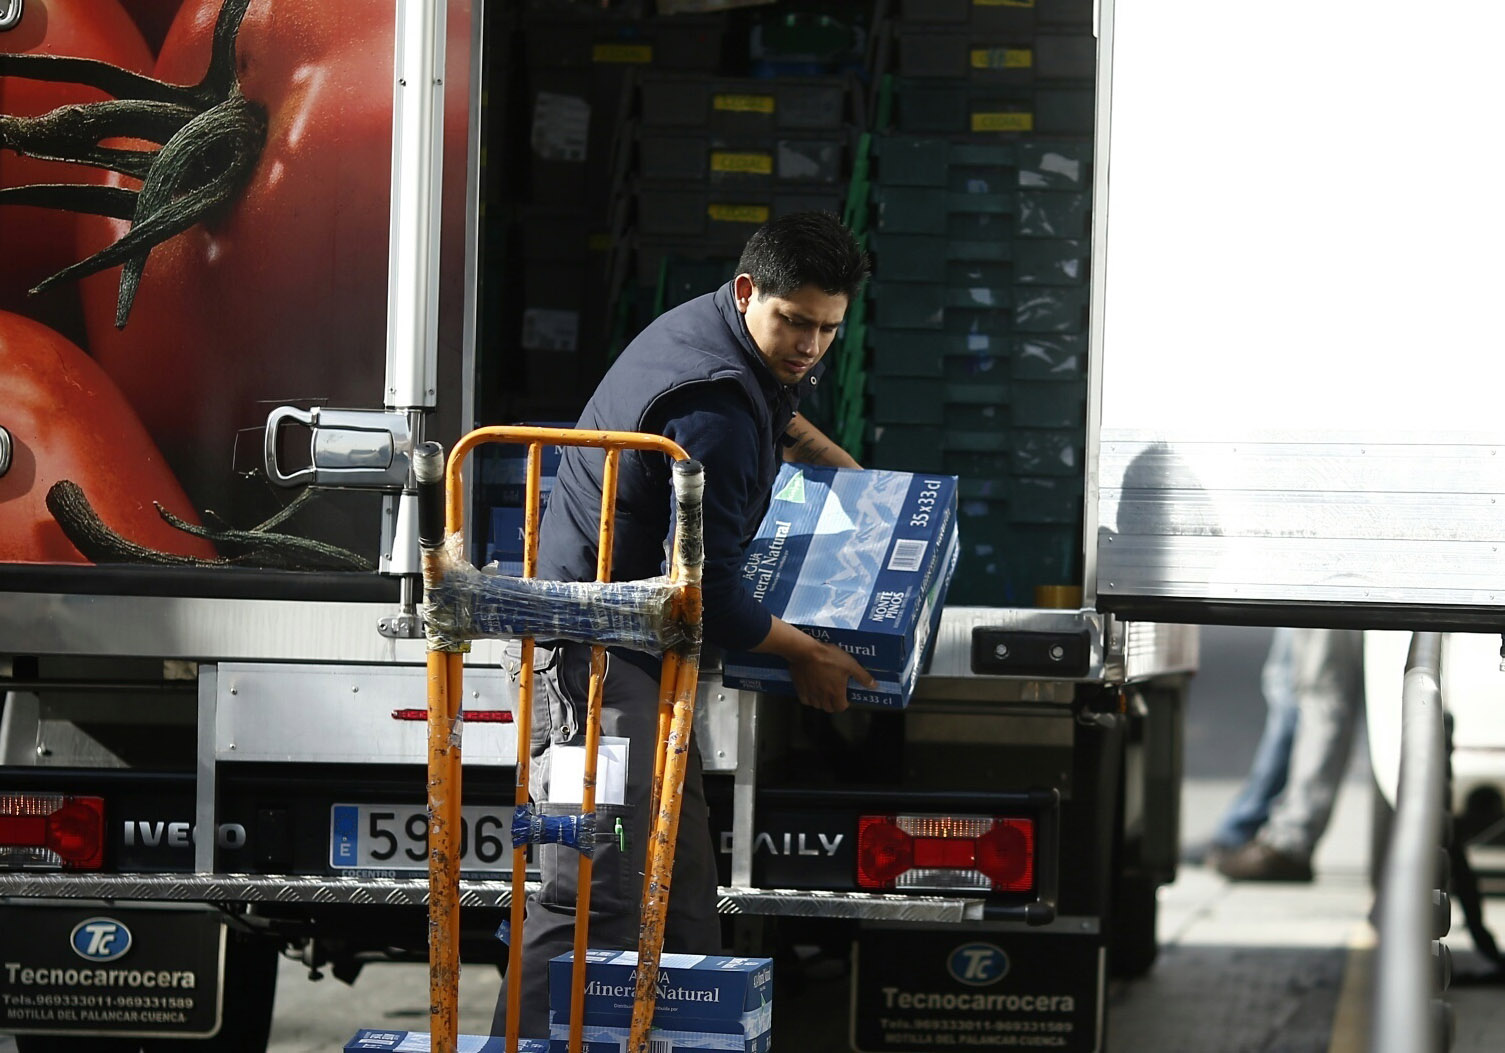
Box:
[345,1031,548,1052]
[476,423,570,571]
[724,528,958,707]
[722,464,960,708]
[548,950,773,1052]
[488,500,551,574]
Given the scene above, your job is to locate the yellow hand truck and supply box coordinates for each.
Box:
[414,425,706,1053]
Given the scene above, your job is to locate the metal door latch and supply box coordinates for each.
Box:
[264,407,414,490]
[0,2,24,32]
[378,611,420,640]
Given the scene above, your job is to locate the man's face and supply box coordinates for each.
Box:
[734,273,849,386]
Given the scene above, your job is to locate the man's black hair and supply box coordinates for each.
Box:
[735,210,870,302]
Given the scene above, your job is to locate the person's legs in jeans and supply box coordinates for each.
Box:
[1218,628,1365,881]
[1257,628,1365,859]
[1210,628,1298,850]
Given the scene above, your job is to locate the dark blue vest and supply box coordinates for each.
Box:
[537,283,799,588]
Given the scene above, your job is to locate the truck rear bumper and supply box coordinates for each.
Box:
[0,874,984,922]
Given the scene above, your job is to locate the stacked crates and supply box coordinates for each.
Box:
[863,0,1095,606]
[623,70,861,326]
[600,6,867,339]
[511,7,728,417]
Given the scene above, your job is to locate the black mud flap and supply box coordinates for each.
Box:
[0,902,226,1039]
[852,925,1105,1052]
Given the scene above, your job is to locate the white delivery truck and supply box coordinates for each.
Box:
[0,1,1499,1051]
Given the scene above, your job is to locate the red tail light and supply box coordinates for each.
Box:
[857,814,1034,893]
[0,793,106,870]
[390,709,513,723]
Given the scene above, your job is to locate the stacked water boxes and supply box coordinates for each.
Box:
[346,1033,548,1053]
[516,7,728,411]
[723,464,959,709]
[628,67,861,320]
[550,950,773,1052]
[864,0,1094,606]
[471,430,566,573]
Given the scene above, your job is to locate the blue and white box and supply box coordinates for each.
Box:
[548,950,773,1052]
[723,464,960,708]
[345,1030,549,1052]
[477,423,570,571]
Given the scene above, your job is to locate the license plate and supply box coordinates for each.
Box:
[329,804,514,873]
[0,904,225,1038]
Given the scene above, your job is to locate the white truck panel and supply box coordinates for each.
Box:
[1091,1,1505,622]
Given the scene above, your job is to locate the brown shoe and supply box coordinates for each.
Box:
[1214,840,1313,883]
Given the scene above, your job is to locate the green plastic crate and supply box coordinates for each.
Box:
[653,254,738,315]
[943,449,1012,477]
[898,32,1036,84]
[958,476,1008,501]
[896,31,1094,84]
[892,78,1094,137]
[1012,333,1086,378]
[1011,427,1084,475]
[870,378,1008,428]
[873,135,1091,190]
[639,73,853,131]
[1008,286,1089,333]
[868,423,945,469]
[868,282,1087,333]
[870,329,1081,378]
[871,328,1008,373]
[947,522,1080,606]
[896,0,1037,33]
[873,187,1090,239]
[635,181,845,248]
[1009,474,1082,524]
[870,237,1089,286]
[956,494,1010,547]
[638,131,850,185]
[1012,379,1085,428]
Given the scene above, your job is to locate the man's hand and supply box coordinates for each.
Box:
[751,616,877,713]
[788,638,877,713]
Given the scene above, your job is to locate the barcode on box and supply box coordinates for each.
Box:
[648,1040,673,1053]
[888,539,927,573]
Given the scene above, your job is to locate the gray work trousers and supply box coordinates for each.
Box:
[491,642,721,1039]
[1259,627,1366,858]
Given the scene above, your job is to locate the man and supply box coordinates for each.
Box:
[494,211,874,1038]
[1214,627,1365,881]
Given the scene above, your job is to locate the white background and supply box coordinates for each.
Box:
[1099,1,1505,438]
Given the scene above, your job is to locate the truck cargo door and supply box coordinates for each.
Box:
[1089,0,1505,630]
[0,0,479,624]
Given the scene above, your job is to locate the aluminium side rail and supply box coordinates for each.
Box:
[1370,632,1450,1053]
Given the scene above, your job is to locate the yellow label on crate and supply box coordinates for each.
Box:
[708,204,771,224]
[974,0,1035,8]
[713,93,776,114]
[971,47,1033,70]
[972,111,1035,132]
[711,151,774,175]
[592,43,653,64]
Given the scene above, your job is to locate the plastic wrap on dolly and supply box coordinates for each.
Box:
[421,533,692,654]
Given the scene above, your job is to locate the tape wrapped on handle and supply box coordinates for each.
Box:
[422,534,689,654]
[511,805,596,858]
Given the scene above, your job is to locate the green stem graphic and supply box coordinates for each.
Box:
[0,0,264,323]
